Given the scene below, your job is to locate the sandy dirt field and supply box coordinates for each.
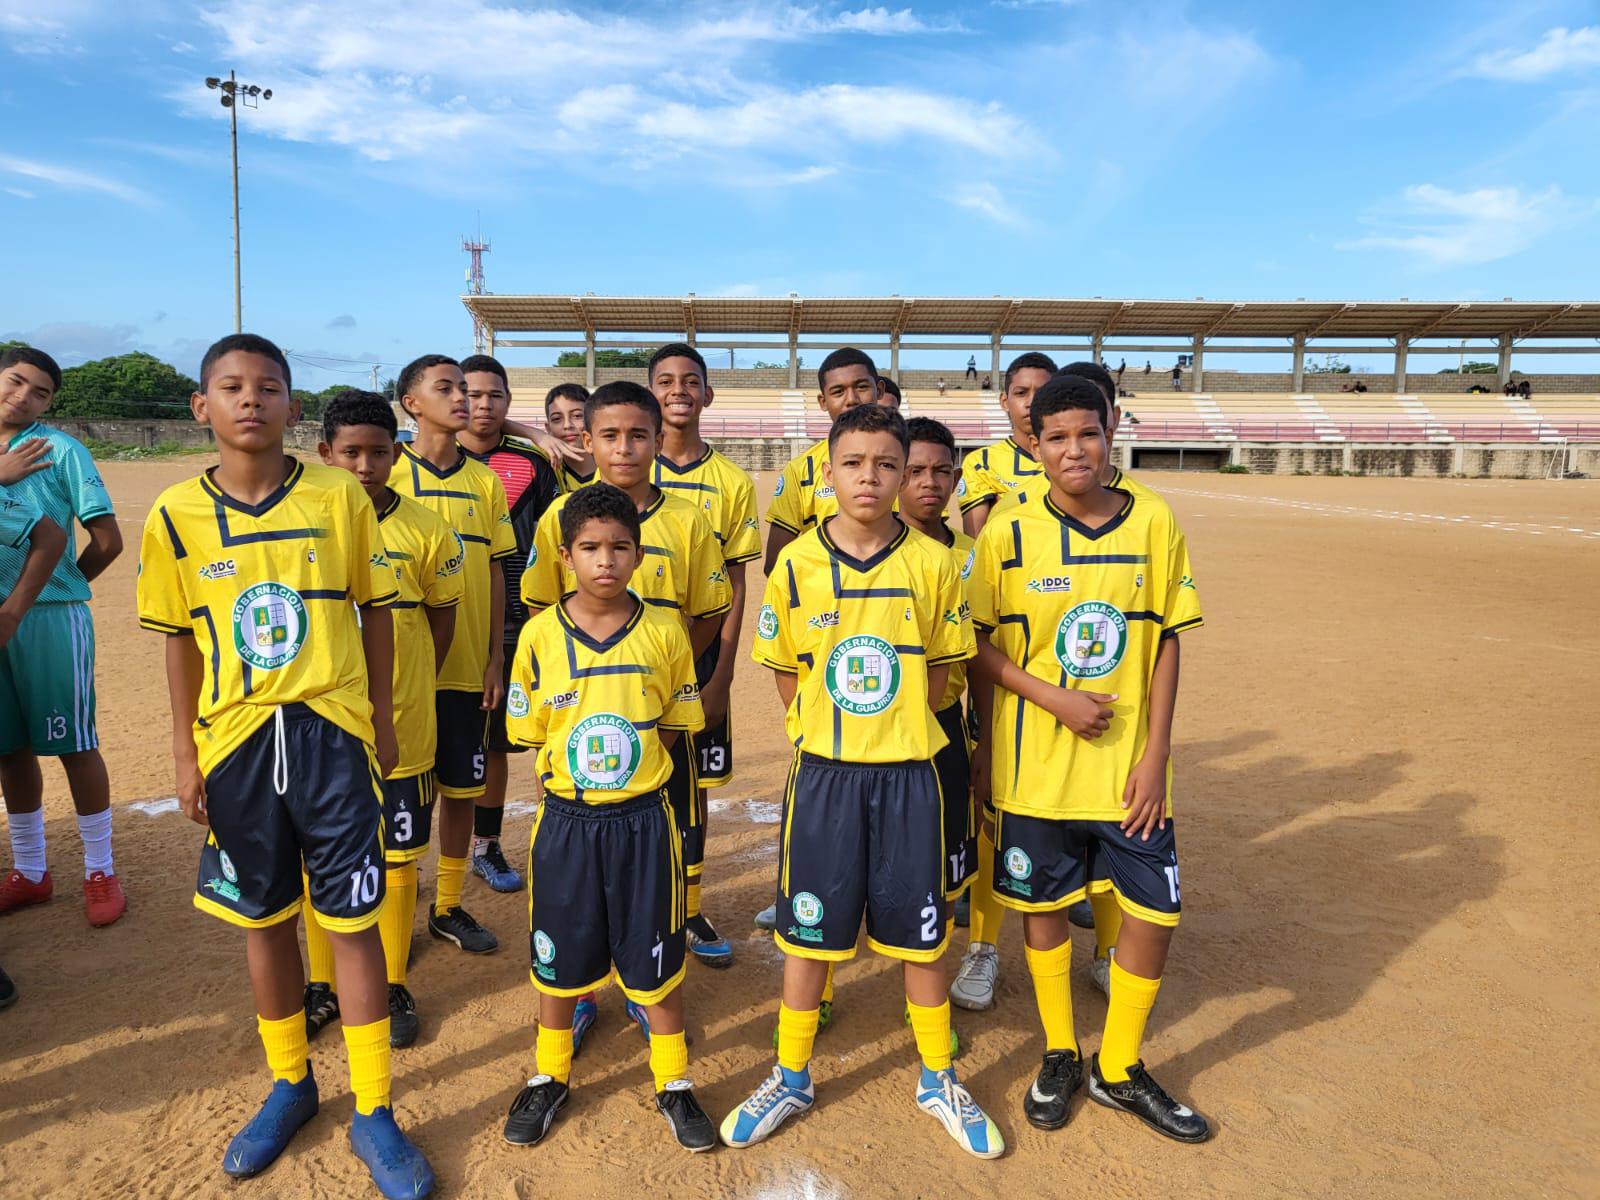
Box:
[2,461,1598,1199]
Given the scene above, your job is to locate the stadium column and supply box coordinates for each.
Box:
[585,336,596,388]
[890,335,900,383]
[1191,336,1205,391]
[1091,334,1103,366]
[1497,334,1512,388]
[989,336,1000,383]
[1292,335,1306,392]
[1394,337,1409,393]
[790,330,801,388]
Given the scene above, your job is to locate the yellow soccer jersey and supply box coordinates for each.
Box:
[969,487,1203,822]
[931,527,978,711]
[506,599,704,804]
[653,446,761,566]
[766,439,835,534]
[958,437,1044,515]
[136,461,399,776]
[752,520,974,763]
[390,444,516,692]
[521,488,732,622]
[557,460,597,494]
[378,491,465,778]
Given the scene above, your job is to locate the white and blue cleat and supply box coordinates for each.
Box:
[916,1066,1004,1159]
[223,1069,319,1178]
[571,994,598,1057]
[349,1105,435,1198]
[720,1065,815,1148]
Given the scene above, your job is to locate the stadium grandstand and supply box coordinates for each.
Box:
[463,294,1600,475]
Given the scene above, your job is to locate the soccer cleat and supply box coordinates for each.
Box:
[387,984,420,1048]
[949,942,999,1011]
[571,994,598,1057]
[0,869,52,915]
[427,905,498,954]
[0,963,15,1010]
[470,839,523,893]
[349,1105,435,1199]
[303,982,341,1040]
[915,1066,1004,1159]
[1090,952,1112,999]
[719,1065,814,1148]
[1023,1048,1083,1130]
[1067,899,1094,929]
[222,1069,319,1178]
[1087,1054,1210,1143]
[685,914,733,968]
[904,1005,961,1059]
[657,1079,717,1152]
[753,902,777,931]
[83,871,126,926]
[624,998,651,1042]
[503,1075,569,1146]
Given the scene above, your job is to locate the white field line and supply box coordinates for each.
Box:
[1158,487,1600,539]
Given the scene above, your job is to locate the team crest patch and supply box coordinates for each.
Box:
[232,583,307,671]
[507,682,530,718]
[791,892,824,927]
[533,930,556,964]
[961,549,974,580]
[956,477,967,498]
[219,850,238,883]
[1054,601,1128,679]
[1004,847,1032,880]
[756,604,779,641]
[566,713,642,790]
[824,635,901,715]
[774,477,786,497]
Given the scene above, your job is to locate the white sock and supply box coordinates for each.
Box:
[77,808,113,878]
[9,808,46,882]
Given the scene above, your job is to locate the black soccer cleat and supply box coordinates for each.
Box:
[303,981,341,1040]
[1087,1054,1211,1143]
[503,1075,569,1146]
[656,1080,717,1152]
[0,963,16,1010]
[428,905,499,954]
[1023,1048,1083,1130]
[387,983,420,1048]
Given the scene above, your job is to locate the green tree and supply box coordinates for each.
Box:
[1439,361,1497,374]
[53,352,199,418]
[555,348,652,367]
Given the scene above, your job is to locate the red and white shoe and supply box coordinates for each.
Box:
[0,869,53,915]
[83,871,126,927]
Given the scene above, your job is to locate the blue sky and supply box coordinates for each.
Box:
[2,0,1598,387]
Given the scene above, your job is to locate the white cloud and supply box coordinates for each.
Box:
[1339,183,1594,267]
[1471,25,1600,81]
[0,153,153,205]
[948,181,1027,228]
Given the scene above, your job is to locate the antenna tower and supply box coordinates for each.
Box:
[462,230,491,352]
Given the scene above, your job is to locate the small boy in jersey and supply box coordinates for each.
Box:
[501,483,714,1152]
[0,345,126,927]
[722,404,1002,1160]
[304,391,465,1049]
[969,374,1208,1142]
[137,334,432,1196]
[544,383,595,492]
[958,352,1057,537]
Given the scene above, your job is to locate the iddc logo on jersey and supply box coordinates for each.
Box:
[231,583,306,670]
[824,635,900,715]
[1053,601,1127,679]
[566,714,641,790]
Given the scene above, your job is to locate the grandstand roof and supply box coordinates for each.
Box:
[462,294,1598,343]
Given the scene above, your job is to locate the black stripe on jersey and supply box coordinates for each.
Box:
[800,457,816,488]
[893,644,927,655]
[655,447,716,476]
[785,559,801,609]
[819,518,908,576]
[1163,615,1203,640]
[640,543,673,557]
[191,607,221,704]
[554,595,649,663]
[399,449,476,501]
[1123,610,1163,622]
[301,589,349,600]
[201,458,305,518]
[159,506,188,559]
[213,503,329,548]
[1044,488,1134,541]
[1001,521,1023,570]
[460,532,491,545]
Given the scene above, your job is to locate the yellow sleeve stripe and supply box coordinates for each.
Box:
[767,514,802,533]
[139,616,189,634]
[752,650,798,672]
[957,493,996,514]
[490,547,518,560]
[689,600,734,620]
[424,597,462,610]
[362,589,400,608]
[928,650,972,667]
[723,548,761,564]
[1162,615,1204,638]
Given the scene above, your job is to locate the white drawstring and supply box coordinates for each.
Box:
[272,707,288,796]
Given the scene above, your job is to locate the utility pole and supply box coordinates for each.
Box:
[371,364,381,392]
[463,227,491,353]
[206,72,273,333]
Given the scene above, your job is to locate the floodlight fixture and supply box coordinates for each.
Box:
[204,69,275,333]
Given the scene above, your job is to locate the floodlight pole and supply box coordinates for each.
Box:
[206,70,272,333]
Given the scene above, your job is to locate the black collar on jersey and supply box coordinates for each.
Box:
[655,445,715,475]
[401,442,465,479]
[1043,486,1134,541]
[202,456,303,517]
[637,488,666,523]
[376,489,403,523]
[919,520,955,548]
[818,515,909,572]
[556,592,644,652]
[1004,437,1041,467]
[565,464,596,485]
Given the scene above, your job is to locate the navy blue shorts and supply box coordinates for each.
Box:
[666,732,704,878]
[934,704,975,898]
[991,811,1182,927]
[382,771,435,863]
[196,704,386,932]
[693,638,733,787]
[435,689,488,798]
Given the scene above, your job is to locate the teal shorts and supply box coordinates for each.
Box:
[0,601,98,756]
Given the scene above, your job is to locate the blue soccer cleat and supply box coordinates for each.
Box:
[916,1066,1004,1159]
[349,1106,435,1198]
[624,998,651,1042]
[470,839,523,893]
[222,1069,319,1178]
[720,1065,815,1148]
[685,914,733,968]
[571,994,598,1057]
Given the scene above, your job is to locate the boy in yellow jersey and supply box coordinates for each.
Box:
[303,392,464,1049]
[502,483,714,1151]
[723,405,1001,1160]
[390,354,516,956]
[648,342,760,966]
[137,334,432,1197]
[958,351,1057,537]
[969,374,1208,1143]
[544,383,596,492]
[522,382,730,1037]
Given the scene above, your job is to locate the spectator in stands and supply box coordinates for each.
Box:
[1170,365,1182,391]
[981,374,993,391]
[1502,380,1518,396]
[965,355,977,381]
[1144,361,1152,374]
[1518,379,1533,399]
[877,377,902,410]
[937,377,948,396]
[1116,359,1126,386]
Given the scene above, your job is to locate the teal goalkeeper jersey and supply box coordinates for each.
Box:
[0,486,43,549]
[0,423,115,603]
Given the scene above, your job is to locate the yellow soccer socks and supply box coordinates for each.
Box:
[969,825,1005,946]
[686,877,703,923]
[380,863,417,985]
[1025,940,1077,1053]
[907,999,954,1072]
[1100,960,1161,1082]
[536,1022,574,1085]
[1090,890,1123,961]
[434,855,467,917]
[821,965,835,1006]
[258,1012,309,1085]
[777,1002,821,1074]
[649,1030,690,1092]
[343,1018,393,1115]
